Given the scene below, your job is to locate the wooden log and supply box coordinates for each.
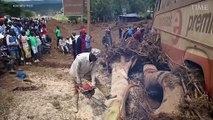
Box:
[143,64,184,115]
[155,73,184,115]
[120,84,139,119]
[104,56,137,120]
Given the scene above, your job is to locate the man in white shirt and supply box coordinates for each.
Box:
[70,48,110,112]
[69,52,97,87]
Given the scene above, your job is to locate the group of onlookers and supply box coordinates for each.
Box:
[0,15,148,75]
[0,17,51,72]
[54,24,146,59]
[56,27,114,58]
[119,26,146,42]
[55,27,92,59]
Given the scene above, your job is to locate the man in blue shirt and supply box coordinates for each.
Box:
[11,24,20,37]
[127,27,134,38]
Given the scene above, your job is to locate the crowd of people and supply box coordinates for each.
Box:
[0,15,147,74]
[55,27,92,59]
[0,17,51,73]
[54,22,148,61]
[119,25,147,42]
[0,16,150,113]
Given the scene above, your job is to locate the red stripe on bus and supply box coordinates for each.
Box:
[162,43,213,97]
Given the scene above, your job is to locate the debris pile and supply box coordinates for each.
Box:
[101,35,213,119]
[173,68,213,119]
[102,37,170,120]
[103,37,170,72]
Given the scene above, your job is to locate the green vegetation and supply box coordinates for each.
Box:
[1,0,156,21]
[65,0,156,23]
[21,10,36,17]
[91,0,156,21]
[0,0,35,17]
[54,14,69,22]
[0,0,21,17]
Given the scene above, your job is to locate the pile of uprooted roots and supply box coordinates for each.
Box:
[102,36,170,72]
[101,35,213,119]
[173,67,213,120]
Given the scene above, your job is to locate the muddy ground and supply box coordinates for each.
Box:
[0,19,119,120]
[1,19,212,120]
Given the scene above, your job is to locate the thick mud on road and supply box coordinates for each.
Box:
[0,19,113,120]
[0,54,108,120]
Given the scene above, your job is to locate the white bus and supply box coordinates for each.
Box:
[153,0,213,98]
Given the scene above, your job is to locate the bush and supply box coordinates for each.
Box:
[22,10,35,17]
[138,12,151,19]
[68,16,87,23]
[68,16,80,23]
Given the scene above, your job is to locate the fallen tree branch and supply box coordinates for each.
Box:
[119,84,139,119]
[193,83,203,95]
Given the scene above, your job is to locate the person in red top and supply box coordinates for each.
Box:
[41,24,47,42]
[76,28,87,55]
[133,27,145,42]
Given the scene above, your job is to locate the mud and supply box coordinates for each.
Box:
[0,19,212,120]
[0,19,113,120]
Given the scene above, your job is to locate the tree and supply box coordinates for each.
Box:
[90,0,157,22]
[91,0,115,22]
[0,0,22,17]
[22,10,36,17]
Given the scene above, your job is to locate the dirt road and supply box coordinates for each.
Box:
[1,19,212,120]
[0,19,113,120]
[0,64,107,120]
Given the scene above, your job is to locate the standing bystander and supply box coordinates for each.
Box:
[55,26,61,48]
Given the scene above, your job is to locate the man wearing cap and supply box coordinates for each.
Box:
[69,48,110,112]
[76,28,87,55]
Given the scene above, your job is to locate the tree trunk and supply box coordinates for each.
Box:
[143,64,184,115]
[104,56,136,120]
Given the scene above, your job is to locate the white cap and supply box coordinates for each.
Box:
[91,48,101,57]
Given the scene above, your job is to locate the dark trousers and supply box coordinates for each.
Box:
[38,45,42,59]
[57,36,60,47]
[72,43,76,59]
[119,29,122,39]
